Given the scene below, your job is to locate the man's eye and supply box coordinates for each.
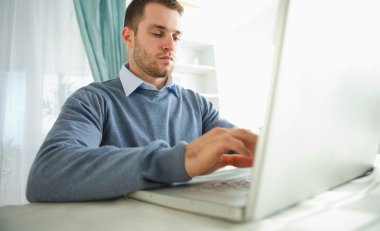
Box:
[152,32,162,37]
[173,36,181,41]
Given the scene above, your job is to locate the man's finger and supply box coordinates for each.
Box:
[229,129,258,154]
[221,154,253,168]
[217,135,252,156]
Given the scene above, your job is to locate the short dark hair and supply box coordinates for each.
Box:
[124,0,184,33]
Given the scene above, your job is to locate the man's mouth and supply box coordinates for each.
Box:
[158,55,174,61]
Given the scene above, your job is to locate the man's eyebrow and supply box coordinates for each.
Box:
[148,24,182,35]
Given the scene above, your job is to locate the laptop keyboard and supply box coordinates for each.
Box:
[191,177,251,192]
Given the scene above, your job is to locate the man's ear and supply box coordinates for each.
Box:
[121,27,134,48]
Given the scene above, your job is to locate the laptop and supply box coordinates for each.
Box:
[128,0,380,222]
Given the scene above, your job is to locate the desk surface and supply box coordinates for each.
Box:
[1,157,380,231]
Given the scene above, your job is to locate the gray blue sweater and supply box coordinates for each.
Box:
[26,75,234,202]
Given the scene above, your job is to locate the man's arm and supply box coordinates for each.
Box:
[26,89,190,202]
[26,88,257,202]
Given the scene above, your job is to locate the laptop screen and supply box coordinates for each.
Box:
[247,0,380,220]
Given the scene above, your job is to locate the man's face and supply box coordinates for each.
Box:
[128,3,182,80]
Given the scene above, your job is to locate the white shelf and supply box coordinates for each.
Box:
[174,40,220,110]
[175,63,215,75]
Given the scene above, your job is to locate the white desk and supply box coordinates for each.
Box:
[1,156,380,231]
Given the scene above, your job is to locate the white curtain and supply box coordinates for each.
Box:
[0,0,92,206]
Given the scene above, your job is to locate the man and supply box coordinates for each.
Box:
[26,0,257,202]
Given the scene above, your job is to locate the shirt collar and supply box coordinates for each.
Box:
[119,64,179,98]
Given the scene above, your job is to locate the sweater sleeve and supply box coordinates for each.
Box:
[198,94,236,133]
[26,88,191,202]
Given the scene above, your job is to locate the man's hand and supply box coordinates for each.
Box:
[184,128,257,177]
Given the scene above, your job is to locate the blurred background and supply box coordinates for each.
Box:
[0,0,279,206]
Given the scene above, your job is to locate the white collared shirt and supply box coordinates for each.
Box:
[119,64,179,97]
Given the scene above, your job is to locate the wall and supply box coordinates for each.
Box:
[180,0,279,131]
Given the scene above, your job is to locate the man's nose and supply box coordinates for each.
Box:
[162,36,176,51]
